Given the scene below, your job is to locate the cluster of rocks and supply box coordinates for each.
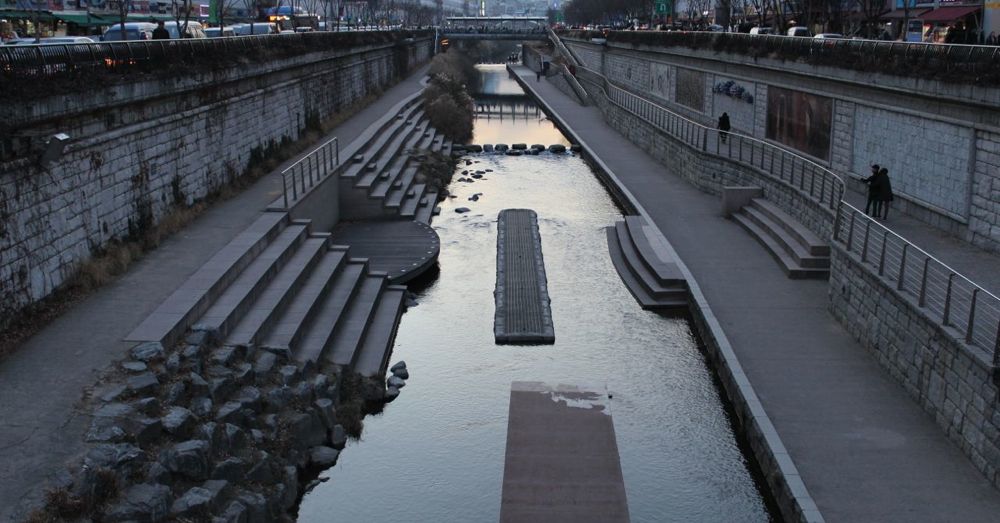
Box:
[453,143,581,156]
[33,330,400,522]
[384,361,409,402]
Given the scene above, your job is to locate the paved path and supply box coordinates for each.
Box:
[0,65,429,522]
[512,65,1000,522]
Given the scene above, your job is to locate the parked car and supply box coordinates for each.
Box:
[749,26,773,35]
[706,24,725,32]
[102,22,156,41]
[3,37,37,45]
[164,21,206,39]
[813,33,843,39]
[27,37,97,45]
[232,23,278,36]
[204,26,236,38]
[786,26,811,37]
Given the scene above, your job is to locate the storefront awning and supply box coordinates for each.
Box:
[52,11,114,26]
[0,9,54,21]
[880,9,933,20]
[125,13,175,22]
[919,5,981,22]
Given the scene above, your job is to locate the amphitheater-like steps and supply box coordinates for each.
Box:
[352,285,407,377]
[414,191,438,225]
[128,213,407,378]
[384,164,419,209]
[342,102,424,181]
[606,216,687,310]
[370,119,429,199]
[400,183,428,218]
[731,198,830,279]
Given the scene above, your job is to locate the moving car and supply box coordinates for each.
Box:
[164,21,206,39]
[102,22,156,41]
[786,26,811,37]
[205,26,236,38]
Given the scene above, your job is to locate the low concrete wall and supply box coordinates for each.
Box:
[0,36,434,329]
[829,245,1000,488]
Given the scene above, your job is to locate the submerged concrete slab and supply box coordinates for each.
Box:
[494,209,555,344]
[500,382,629,523]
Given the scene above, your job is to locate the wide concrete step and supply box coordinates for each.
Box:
[384,164,419,209]
[732,212,830,280]
[400,183,427,218]
[415,191,438,224]
[195,222,310,337]
[741,206,830,269]
[254,247,349,351]
[605,226,686,310]
[342,102,423,180]
[125,212,288,347]
[293,260,367,365]
[325,274,386,368]
[352,285,407,377]
[356,110,426,190]
[224,235,331,347]
[750,198,829,256]
[623,216,685,284]
[614,222,685,299]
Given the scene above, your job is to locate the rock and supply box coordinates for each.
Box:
[384,386,400,402]
[127,372,160,395]
[161,440,211,480]
[84,443,145,475]
[170,486,214,518]
[548,144,567,153]
[197,422,223,452]
[527,148,539,155]
[392,367,409,380]
[164,381,186,404]
[207,364,234,378]
[212,457,247,482]
[253,351,278,377]
[162,406,197,437]
[281,466,298,510]
[512,143,527,150]
[266,387,294,411]
[181,344,203,361]
[104,483,171,522]
[188,373,210,397]
[130,342,165,363]
[211,347,238,366]
[245,451,274,483]
[390,361,407,373]
[279,365,299,386]
[261,413,278,430]
[495,144,509,152]
[202,479,230,509]
[222,423,249,451]
[122,361,148,373]
[134,397,161,415]
[483,144,494,152]
[99,384,128,403]
[506,150,523,156]
[387,376,406,389]
[261,345,292,362]
[468,144,483,153]
[210,376,236,401]
[329,424,347,450]
[308,446,340,468]
[190,396,213,418]
[216,401,244,425]
[284,412,326,450]
[485,169,493,172]
[313,399,337,430]
[455,207,471,214]
[145,462,171,484]
[531,144,545,150]
[233,363,255,385]
[251,428,265,444]
[86,423,126,443]
[131,416,163,445]
[189,323,221,342]
[234,490,268,523]
[311,374,329,395]
[235,386,263,412]
[165,353,181,373]
[292,380,314,403]
[88,403,160,444]
[219,500,249,523]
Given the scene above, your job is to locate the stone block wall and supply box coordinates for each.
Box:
[563,38,1000,254]
[828,245,1000,488]
[0,38,433,327]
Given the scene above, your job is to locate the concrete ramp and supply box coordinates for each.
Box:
[500,382,629,523]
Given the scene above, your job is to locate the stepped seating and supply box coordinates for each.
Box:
[126,212,407,378]
[731,198,830,279]
[605,216,687,309]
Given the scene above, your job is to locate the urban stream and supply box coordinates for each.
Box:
[298,65,776,522]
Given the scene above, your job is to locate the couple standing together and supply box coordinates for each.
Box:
[865,164,894,219]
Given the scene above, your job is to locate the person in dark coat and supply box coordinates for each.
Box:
[152,21,170,40]
[876,167,894,219]
[718,112,731,144]
[864,164,881,217]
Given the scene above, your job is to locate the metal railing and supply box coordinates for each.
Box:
[835,203,1000,360]
[560,30,1000,84]
[0,29,433,81]
[573,63,1000,357]
[577,66,844,211]
[280,136,339,208]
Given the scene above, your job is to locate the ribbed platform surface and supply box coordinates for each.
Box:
[500,382,629,523]
[494,209,554,344]
[328,220,440,283]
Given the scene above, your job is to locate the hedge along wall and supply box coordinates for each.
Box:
[0,35,434,329]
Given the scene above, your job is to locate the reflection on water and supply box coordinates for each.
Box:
[297,65,773,522]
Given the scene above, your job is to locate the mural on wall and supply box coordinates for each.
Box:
[712,77,756,134]
[766,86,832,161]
[650,62,672,101]
[675,68,705,112]
[713,80,754,104]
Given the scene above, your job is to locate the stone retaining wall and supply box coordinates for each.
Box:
[828,245,1000,489]
[0,37,434,329]
[564,37,1000,254]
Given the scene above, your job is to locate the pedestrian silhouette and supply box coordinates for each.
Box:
[718,112,731,144]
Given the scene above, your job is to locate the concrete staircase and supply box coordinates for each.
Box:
[731,198,830,279]
[606,216,687,309]
[338,101,450,225]
[125,213,406,378]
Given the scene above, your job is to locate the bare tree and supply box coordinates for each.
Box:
[172,0,194,37]
[109,0,133,40]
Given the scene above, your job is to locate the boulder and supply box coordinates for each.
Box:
[161,440,211,480]
[188,373,210,397]
[99,384,128,403]
[279,365,300,386]
[233,363,255,385]
[512,143,527,150]
[281,466,298,510]
[221,423,249,451]
[127,372,160,396]
[284,412,326,450]
[266,386,294,411]
[233,490,268,523]
[164,382,186,404]
[506,150,523,156]
[170,486,214,518]
[245,451,274,483]
[220,500,249,523]
[165,353,181,373]
[122,361,148,373]
[313,398,337,430]
[215,401,245,425]
[190,396,213,418]
[253,351,278,377]
[104,483,171,523]
[483,144,494,152]
[234,386,263,412]
[212,457,248,482]
[384,386,400,402]
[261,345,292,362]
[387,376,406,389]
[329,424,348,450]
[130,342,165,363]
[392,367,410,380]
[390,361,407,373]
[467,144,483,153]
[531,144,545,150]
[161,406,197,437]
[548,144,567,153]
[84,443,145,476]
[134,397,161,416]
[308,446,340,468]
[209,376,237,402]
[181,344,203,362]
[145,462,171,484]
[455,207,471,214]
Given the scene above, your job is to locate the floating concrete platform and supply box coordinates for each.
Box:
[494,209,554,344]
[500,382,629,523]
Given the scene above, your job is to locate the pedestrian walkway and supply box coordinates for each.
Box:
[512,65,1000,522]
[0,65,430,522]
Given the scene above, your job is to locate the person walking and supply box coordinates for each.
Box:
[718,112,731,144]
[152,21,170,40]
[864,164,882,217]
[876,167,894,220]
